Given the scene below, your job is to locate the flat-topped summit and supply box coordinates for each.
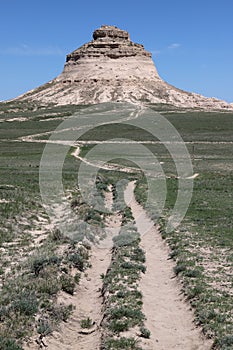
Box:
[15,25,232,110]
[93,25,130,40]
[66,25,152,61]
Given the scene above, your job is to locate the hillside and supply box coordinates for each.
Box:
[12,25,233,111]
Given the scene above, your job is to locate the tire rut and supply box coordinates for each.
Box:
[124,182,213,350]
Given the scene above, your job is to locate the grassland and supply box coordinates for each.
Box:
[135,110,233,349]
[0,101,232,349]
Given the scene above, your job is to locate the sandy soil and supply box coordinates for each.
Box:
[26,194,121,350]
[25,245,111,350]
[43,247,110,350]
[125,182,213,350]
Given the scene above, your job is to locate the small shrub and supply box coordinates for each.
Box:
[122,207,134,225]
[37,319,52,336]
[51,228,64,242]
[109,319,130,332]
[198,309,218,323]
[74,272,81,284]
[184,268,202,278]
[104,337,142,350]
[31,255,61,276]
[68,253,84,271]
[78,246,89,260]
[0,305,8,321]
[48,255,62,266]
[131,247,146,263]
[100,273,105,280]
[11,291,38,316]
[0,337,23,350]
[80,317,93,329]
[31,256,48,276]
[49,304,73,323]
[113,232,138,247]
[85,209,102,223]
[37,276,60,295]
[60,274,75,295]
[174,262,187,275]
[137,264,146,274]
[120,261,146,274]
[120,261,135,269]
[186,284,204,299]
[216,335,233,348]
[140,326,151,339]
[169,249,180,259]
[108,306,144,322]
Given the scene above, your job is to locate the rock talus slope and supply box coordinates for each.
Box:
[16,25,232,110]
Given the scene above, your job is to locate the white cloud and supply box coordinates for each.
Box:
[0,44,64,56]
[168,43,181,49]
[150,43,181,56]
[150,49,161,55]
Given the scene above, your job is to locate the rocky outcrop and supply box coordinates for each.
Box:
[15,25,232,110]
[59,25,159,84]
[66,25,152,61]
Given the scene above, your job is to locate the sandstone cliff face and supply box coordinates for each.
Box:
[15,25,232,110]
[59,25,159,83]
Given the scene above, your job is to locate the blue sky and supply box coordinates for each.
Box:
[1,0,232,102]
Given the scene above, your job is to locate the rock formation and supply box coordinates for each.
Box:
[15,25,232,110]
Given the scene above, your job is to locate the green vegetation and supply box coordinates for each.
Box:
[103,337,142,350]
[101,206,147,349]
[80,317,93,329]
[0,236,89,344]
[0,337,23,350]
[139,326,151,339]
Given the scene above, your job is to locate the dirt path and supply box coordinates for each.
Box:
[124,182,213,350]
[23,180,120,350]
[43,248,109,349]
[24,246,111,350]
[39,195,121,350]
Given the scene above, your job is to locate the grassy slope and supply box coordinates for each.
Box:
[0,103,86,348]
